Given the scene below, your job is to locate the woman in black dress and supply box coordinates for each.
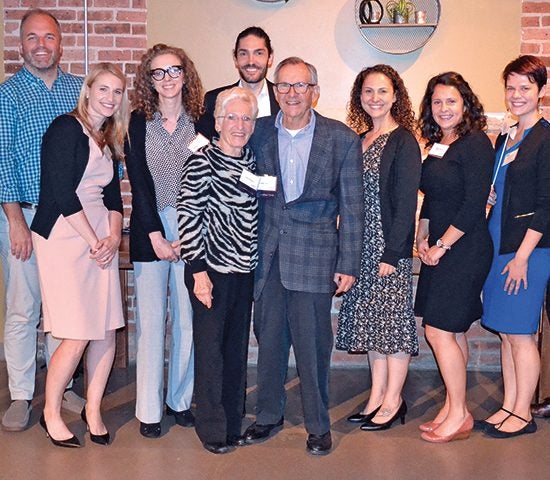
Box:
[415,72,494,443]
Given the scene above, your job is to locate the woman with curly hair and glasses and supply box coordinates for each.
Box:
[414,72,494,443]
[336,65,421,431]
[125,44,204,438]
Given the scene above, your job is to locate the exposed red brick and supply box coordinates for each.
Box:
[522,16,540,27]
[522,29,550,41]
[523,2,550,14]
[542,15,550,26]
[116,10,147,22]
[116,36,147,48]
[520,43,541,54]
[98,49,132,61]
[95,23,131,35]
[94,0,131,7]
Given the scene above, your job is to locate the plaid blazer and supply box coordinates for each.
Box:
[250,112,364,298]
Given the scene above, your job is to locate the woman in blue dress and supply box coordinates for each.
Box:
[479,55,550,438]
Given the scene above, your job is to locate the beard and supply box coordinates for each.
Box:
[238,63,268,85]
[22,47,60,73]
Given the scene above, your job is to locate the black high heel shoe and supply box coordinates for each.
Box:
[39,414,81,448]
[347,405,382,423]
[81,408,110,445]
[360,400,407,431]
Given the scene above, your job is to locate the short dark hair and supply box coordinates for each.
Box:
[20,8,62,39]
[233,26,273,57]
[502,55,547,91]
[418,71,487,147]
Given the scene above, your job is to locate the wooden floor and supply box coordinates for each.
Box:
[1,363,549,480]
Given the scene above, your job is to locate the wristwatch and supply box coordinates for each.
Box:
[436,239,451,251]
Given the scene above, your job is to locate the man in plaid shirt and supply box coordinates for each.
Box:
[0,8,83,431]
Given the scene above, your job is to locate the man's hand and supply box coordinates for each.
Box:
[334,273,355,295]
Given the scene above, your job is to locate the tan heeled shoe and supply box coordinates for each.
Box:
[420,413,473,443]
[418,420,441,432]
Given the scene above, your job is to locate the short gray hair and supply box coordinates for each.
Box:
[214,86,259,119]
[274,57,318,85]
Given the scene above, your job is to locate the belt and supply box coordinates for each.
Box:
[20,202,38,210]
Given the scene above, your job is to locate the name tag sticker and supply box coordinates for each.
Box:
[257,175,277,197]
[429,143,449,158]
[188,133,210,152]
[238,169,260,196]
[237,170,277,197]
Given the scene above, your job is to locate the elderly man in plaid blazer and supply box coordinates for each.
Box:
[244,57,364,455]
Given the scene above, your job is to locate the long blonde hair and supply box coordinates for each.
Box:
[72,62,129,159]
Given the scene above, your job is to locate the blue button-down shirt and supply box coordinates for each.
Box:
[275,109,316,203]
[0,67,82,204]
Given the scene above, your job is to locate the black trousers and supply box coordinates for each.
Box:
[185,269,254,444]
[253,252,334,435]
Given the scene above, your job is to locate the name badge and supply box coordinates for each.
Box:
[237,170,277,197]
[429,143,449,158]
[188,133,210,152]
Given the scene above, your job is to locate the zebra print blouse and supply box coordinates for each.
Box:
[177,141,258,275]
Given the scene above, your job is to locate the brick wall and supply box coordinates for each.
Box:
[521,0,550,116]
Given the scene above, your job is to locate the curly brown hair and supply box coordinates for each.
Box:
[418,71,487,148]
[347,64,415,134]
[132,43,204,121]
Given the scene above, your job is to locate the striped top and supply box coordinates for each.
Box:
[177,141,258,274]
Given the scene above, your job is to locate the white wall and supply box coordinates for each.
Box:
[149,0,521,122]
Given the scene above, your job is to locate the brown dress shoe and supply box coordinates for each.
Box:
[531,398,550,418]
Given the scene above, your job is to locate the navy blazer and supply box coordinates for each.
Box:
[494,118,550,254]
[124,111,168,262]
[31,114,122,239]
[195,80,279,140]
[250,112,364,298]
[376,126,422,267]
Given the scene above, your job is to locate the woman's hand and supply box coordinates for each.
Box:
[193,271,213,308]
[378,262,396,277]
[90,234,121,269]
[151,235,179,262]
[416,237,430,263]
[421,245,446,266]
[501,255,528,295]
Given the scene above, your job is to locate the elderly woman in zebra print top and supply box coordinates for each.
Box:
[177,86,258,455]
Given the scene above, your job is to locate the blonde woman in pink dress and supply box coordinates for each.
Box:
[31,63,129,448]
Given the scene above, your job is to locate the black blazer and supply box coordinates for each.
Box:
[494,118,550,254]
[195,80,280,140]
[376,126,422,267]
[124,110,166,262]
[31,114,122,239]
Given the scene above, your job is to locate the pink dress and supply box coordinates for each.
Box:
[33,130,124,340]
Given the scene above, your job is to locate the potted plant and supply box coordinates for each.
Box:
[386,0,415,23]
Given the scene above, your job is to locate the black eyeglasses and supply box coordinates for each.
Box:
[150,65,183,81]
[274,82,317,94]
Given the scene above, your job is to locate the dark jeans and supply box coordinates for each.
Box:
[185,269,254,443]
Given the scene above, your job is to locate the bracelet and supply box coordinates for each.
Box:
[436,239,451,251]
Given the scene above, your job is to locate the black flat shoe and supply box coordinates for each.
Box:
[485,412,538,439]
[39,414,81,448]
[227,434,246,447]
[473,407,513,432]
[81,407,110,445]
[360,400,407,431]
[139,421,161,438]
[166,405,195,427]
[244,417,284,444]
[203,441,232,454]
[306,431,332,456]
[347,405,381,423]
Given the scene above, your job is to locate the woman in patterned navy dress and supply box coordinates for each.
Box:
[336,65,421,431]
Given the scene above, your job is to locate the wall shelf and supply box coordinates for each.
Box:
[355,0,441,54]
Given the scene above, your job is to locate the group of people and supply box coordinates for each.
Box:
[1,8,549,456]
